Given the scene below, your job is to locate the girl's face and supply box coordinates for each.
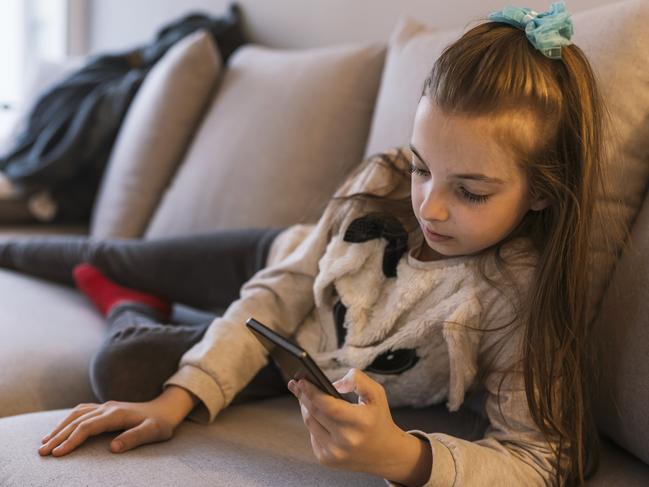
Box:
[409,97,547,261]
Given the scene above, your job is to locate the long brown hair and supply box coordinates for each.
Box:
[327,20,628,486]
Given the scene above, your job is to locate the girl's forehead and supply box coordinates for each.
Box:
[412,98,539,178]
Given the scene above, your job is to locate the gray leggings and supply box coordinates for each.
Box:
[0,228,289,405]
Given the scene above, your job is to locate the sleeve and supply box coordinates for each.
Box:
[163,152,396,424]
[394,373,559,487]
[386,251,562,487]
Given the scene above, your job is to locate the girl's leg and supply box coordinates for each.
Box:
[0,227,285,310]
[91,304,288,404]
[0,235,95,286]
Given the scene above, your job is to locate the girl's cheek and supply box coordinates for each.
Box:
[411,185,429,216]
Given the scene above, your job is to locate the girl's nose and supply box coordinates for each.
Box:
[420,189,449,222]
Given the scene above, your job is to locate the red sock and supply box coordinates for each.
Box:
[73,263,171,319]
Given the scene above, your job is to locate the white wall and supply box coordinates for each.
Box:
[89,0,619,54]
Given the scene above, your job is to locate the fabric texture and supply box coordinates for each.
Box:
[163,148,559,485]
[90,30,221,239]
[145,41,386,238]
[593,188,649,464]
[1,399,648,486]
[365,1,649,325]
[0,269,102,418]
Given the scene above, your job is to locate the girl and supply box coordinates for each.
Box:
[0,2,616,485]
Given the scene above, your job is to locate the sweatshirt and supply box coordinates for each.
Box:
[164,147,560,486]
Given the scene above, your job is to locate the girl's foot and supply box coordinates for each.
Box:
[73,263,171,319]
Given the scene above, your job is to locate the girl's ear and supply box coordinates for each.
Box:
[530,197,550,211]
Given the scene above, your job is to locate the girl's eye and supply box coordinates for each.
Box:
[408,163,429,177]
[409,160,490,205]
[460,187,489,204]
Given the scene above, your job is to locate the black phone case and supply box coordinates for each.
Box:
[246,317,346,400]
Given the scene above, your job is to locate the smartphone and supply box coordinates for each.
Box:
[246,317,349,401]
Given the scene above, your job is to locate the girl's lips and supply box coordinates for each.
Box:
[423,226,452,242]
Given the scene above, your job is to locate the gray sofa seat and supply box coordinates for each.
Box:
[0,269,101,417]
[1,396,648,486]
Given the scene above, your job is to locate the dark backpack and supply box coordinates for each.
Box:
[0,3,246,223]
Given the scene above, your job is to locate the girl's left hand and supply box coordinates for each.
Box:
[287,368,406,474]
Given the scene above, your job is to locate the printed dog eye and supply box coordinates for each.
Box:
[364,349,420,375]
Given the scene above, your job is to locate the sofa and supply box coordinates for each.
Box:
[1,0,648,485]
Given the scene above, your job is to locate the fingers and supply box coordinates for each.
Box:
[333,369,385,406]
[41,403,98,444]
[45,412,124,457]
[111,418,173,453]
[37,400,176,458]
[289,379,354,431]
[39,402,142,457]
[299,401,330,442]
[298,397,348,468]
[39,409,103,456]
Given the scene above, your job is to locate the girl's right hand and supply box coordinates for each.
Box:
[38,385,199,457]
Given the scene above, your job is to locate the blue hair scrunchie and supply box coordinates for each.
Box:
[488,1,574,59]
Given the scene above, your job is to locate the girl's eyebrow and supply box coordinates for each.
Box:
[408,143,505,185]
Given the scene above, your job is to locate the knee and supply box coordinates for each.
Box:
[90,326,168,403]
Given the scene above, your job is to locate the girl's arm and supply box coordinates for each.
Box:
[396,382,559,486]
[162,202,339,424]
[162,151,400,424]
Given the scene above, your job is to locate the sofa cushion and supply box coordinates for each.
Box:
[90,30,221,239]
[365,0,649,316]
[145,42,385,238]
[593,189,649,464]
[363,18,460,159]
[0,269,102,418]
[1,395,647,486]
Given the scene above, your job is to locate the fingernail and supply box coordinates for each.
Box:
[41,435,49,443]
[112,440,123,452]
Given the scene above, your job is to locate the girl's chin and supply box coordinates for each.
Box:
[418,242,453,261]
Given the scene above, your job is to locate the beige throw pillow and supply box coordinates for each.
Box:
[90,30,221,239]
[145,42,385,238]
